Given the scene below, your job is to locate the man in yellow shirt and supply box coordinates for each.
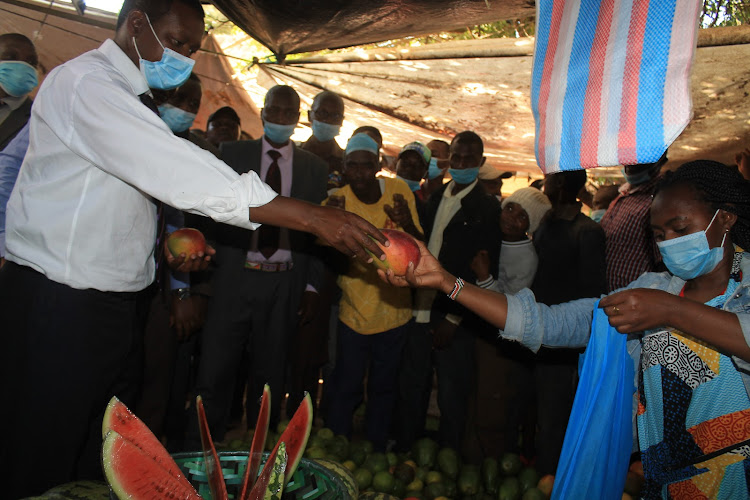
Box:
[324,133,422,450]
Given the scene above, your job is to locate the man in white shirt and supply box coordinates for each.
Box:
[0,0,384,495]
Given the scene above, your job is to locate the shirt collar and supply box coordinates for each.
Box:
[443,179,478,200]
[0,94,28,111]
[262,136,293,160]
[99,38,149,97]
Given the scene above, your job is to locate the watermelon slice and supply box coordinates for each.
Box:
[247,442,287,500]
[239,384,271,500]
[102,396,193,490]
[196,396,228,500]
[270,392,313,485]
[103,430,201,500]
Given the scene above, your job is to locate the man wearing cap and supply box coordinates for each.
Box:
[600,153,666,291]
[324,133,422,451]
[301,90,345,192]
[477,164,513,201]
[205,105,242,148]
[189,85,329,442]
[395,141,431,223]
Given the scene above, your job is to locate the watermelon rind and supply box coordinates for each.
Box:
[264,442,287,500]
[309,458,359,499]
[101,396,193,490]
[196,395,228,500]
[102,430,201,500]
[240,384,271,500]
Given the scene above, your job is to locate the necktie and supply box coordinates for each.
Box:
[258,150,282,259]
[140,93,167,286]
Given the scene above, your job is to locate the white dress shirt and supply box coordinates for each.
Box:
[5,39,277,292]
[246,137,293,264]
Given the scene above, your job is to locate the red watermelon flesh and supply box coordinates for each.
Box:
[102,396,193,491]
[270,392,313,485]
[103,430,201,500]
[239,384,271,500]
[196,396,228,500]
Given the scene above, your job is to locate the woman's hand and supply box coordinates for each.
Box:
[599,288,679,333]
[377,239,453,292]
[470,250,491,282]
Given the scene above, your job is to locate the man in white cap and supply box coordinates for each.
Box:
[477,163,514,201]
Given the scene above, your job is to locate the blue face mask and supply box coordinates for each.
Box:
[0,60,38,97]
[158,103,196,133]
[621,167,652,186]
[312,120,341,142]
[264,121,296,144]
[657,209,727,280]
[427,158,443,180]
[590,209,606,223]
[448,166,480,185]
[133,15,195,90]
[397,175,422,192]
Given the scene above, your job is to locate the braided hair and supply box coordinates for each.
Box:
[655,160,750,250]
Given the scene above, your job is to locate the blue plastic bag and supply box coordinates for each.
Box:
[551,301,636,500]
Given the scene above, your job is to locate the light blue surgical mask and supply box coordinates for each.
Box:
[427,158,443,180]
[133,15,195,90]
[397,175,422,192]
[621,167,651,186]
[158,103,196,133]
[0,60,38,97]
[264,121,296,144]
[657,209,727,280]
[590,209,606,223]
[312,120,341,142]
[448,166,480,185]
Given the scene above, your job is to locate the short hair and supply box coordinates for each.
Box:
[116,0,204,29]
[312,90,343,110]
[0,33,35,49]
[561,169,587,194]
[451,131,484,156]
[352,126,382,144]
[656,160,750,250]
[264,85,300,107]
[208,106,240,125]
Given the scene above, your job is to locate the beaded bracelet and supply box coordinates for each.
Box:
[447,277,465,301]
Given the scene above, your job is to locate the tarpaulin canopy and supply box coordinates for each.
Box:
[208,0,536,59]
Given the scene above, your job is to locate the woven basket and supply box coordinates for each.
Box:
[171,451,355,500]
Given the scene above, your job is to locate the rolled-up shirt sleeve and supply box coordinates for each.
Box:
[63,72,276,230]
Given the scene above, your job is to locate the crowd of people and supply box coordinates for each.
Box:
[1,0,750,498]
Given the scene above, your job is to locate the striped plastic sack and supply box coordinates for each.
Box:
[531,0,702,174]
[551,301,636,500]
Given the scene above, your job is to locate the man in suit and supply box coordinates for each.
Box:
[411,131,501,453]
[0,33,39,150]
[189,85,328,443]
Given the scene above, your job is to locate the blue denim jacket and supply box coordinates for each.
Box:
[502,251,750,442]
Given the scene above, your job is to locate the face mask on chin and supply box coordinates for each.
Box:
[397,175,422,192]
[657,209,727,280]
[133,14,195,90]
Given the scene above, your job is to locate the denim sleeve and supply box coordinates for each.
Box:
[0,123,30,257]
[501,288,599,352]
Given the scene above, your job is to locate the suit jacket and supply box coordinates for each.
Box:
[0,98,32,151]
[423,182,502,332]
[206,138,328,293]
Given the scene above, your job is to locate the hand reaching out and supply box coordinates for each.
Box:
[470,250,490,282]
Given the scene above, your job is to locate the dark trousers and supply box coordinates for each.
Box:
[0,262,145,499]
[326,320,407,451]
[393,321,433,451]
[435,322,476,451]
[187,268,299,446]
